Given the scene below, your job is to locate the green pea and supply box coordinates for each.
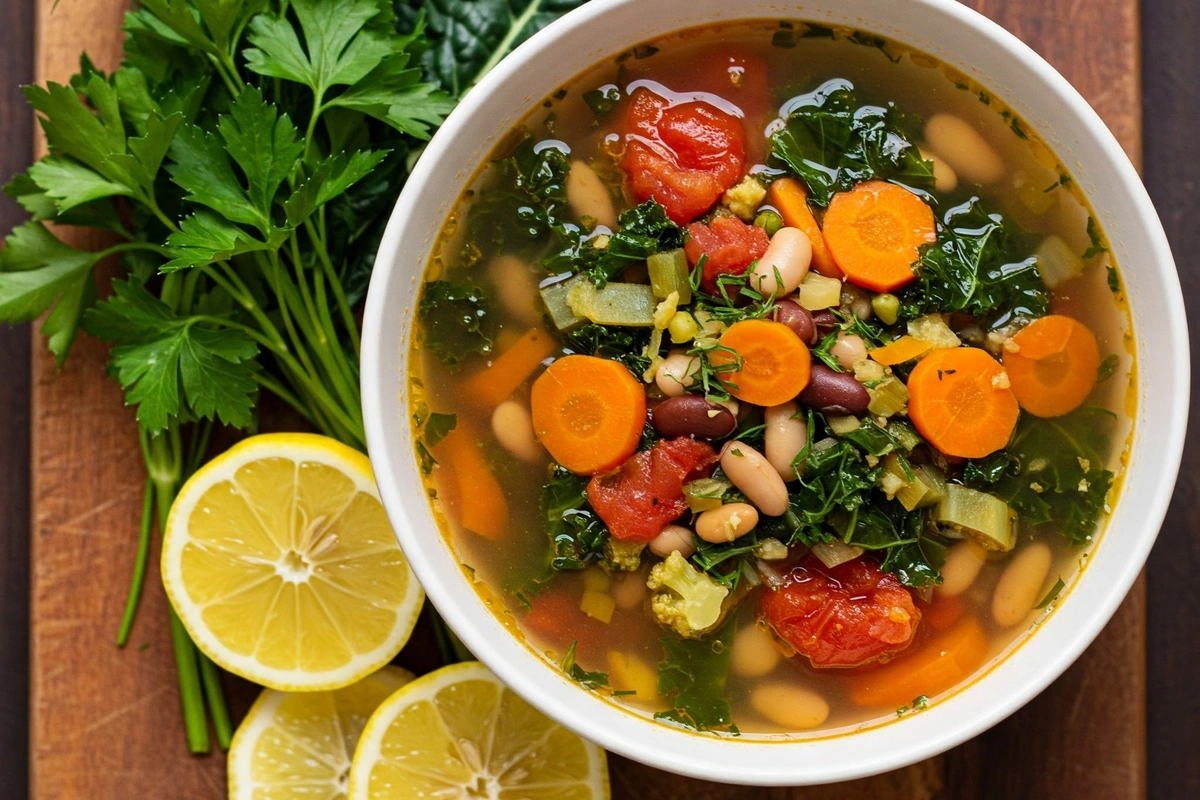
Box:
[871,293,901,326]
[753,209,784,238]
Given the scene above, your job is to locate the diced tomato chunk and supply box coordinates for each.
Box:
[684,215,770,295]
[587,438,718,542]
[621,87,746,224]
[759,556,921,668]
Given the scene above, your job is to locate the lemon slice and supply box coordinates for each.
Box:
[349,662,609,800]
[229,666,415,800]
[161,433,423,690]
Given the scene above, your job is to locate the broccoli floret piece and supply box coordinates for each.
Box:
[604,539,645,571]
[647,552,729,639]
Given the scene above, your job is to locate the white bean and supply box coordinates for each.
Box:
[655,351,699,397]
[764,401,807,481]
[750,683,830,730]
[732,624,782,678]
[613,572,647,610]
[939,540,987,597]
[748,227,812,297]
[830,333,868,371]
[488,255,541,325]
[567,159,618,229]
[841,283,873,321]
[695,503,759,543]
[992,542,1052,627]
[919,145,959,193]
[649,524,697,559]
[924,113,1005,185]
[720,441,789,516]
[491,400,543,461]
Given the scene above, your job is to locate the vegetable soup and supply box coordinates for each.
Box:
[408,20,1134,736]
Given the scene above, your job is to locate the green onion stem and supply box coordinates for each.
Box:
[198,653,233,750]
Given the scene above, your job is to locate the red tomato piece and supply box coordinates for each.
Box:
[588,438,718,542]
[759,556,922,668]
[621,87,746,224]
[684,215,770,296]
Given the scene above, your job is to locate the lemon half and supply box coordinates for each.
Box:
[162,433,423,690]
[348,662,609,800]
[228,666,415,800]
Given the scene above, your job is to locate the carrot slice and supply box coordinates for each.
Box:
[869,335,932,366]
[768,178,842,278]
[464,327,557,408]
[711,319,811,406]
[434,422,508,539]
[1003,314,1101,418]
[822,181,936,292]
[907,347,1019,458]
[848,617,988,708]
[530,355,647,475]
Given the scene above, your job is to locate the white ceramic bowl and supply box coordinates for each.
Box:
[362,0,1187,785]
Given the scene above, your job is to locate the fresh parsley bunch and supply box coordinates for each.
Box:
[0,0,583,753]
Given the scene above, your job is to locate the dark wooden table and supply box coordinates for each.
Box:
[2,1,1197,798]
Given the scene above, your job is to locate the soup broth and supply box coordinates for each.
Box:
[408,20,1133,736]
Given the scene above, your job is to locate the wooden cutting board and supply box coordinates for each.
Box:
[27,0,1144,797]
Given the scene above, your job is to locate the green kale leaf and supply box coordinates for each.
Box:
[899,198,1049,328]
[417,278,495,368]
[398,0,589,97]
[560,641,610,690]
[995,406,1116,543]
[769,78,934,207]
[542,465,610,571]
[655,620,737,733]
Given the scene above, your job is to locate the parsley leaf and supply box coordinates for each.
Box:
[83,279,258,432]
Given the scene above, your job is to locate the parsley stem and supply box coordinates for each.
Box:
[198,652,232,750]
[115,473,154,647]
[253,372,315,425]
[471,0,547,91]
[303,219,360,354]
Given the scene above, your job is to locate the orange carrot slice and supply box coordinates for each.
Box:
[1003,314,1101,418]
[768,177,842,278]
[711,319,811,406]
[849,617,988,708]
[530,355,646,475]
[434,422,508,539]
[869,335,932,366]
[464,327,557,407]
[822,181,936,293]
[907,347,1019,458]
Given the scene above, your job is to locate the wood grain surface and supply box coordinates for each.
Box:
[24,0,1146,797]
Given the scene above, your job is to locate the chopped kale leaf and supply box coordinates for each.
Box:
[655,620,738,733]
[417,279,495,368]
[542,465,611,571]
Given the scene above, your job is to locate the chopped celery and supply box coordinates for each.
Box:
[540,274,586,331]
[826,415,862,436]
[1035,234,1084,288]
[867,376,910,417]
[908,314,961,349]
[580,589,615,623]
[812,541,864,568]
[797,272,843,310]
[648,249,691,304]
[914,464,946,507]
[567,280,657,326]
[888,419,922,451]
[937,484,1017,551]
[684,477,732,513]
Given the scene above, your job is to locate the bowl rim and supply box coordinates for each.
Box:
[361,0,1189,785]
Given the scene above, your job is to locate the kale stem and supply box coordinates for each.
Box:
[115,472,154,647]
[198,652,233,750]
[470,0,546,91]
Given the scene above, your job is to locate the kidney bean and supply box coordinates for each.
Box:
[799,363,870,415]
[811,309,839,337]
[772,299,817,345]
[651,395,737,440]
